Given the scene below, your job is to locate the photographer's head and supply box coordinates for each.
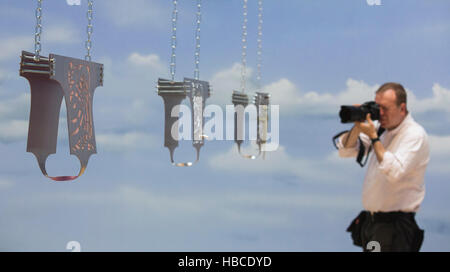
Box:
[375,82,408,130]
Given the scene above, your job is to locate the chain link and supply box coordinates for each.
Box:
[256,0,263,90]
[240,0,264,91]
[170,0,178,81]
[194,0,202,80]
[33,0,95,62]
[85,0,94,61]
[34,0,43,61]
[240,0,248,93]
[169,0,202,81]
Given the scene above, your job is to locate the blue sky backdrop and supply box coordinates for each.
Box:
[0,0,449,251]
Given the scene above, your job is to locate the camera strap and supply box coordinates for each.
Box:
[332,130,349,150]
[332,126,385,167]
[356,126,385,167]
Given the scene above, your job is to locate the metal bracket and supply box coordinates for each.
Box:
[232,90,270,159]
[20,51,104,181]
[157,77,210,167]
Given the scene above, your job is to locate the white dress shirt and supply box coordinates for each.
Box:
[337,113,430,212]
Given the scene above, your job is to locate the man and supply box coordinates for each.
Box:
[336,82,430,252]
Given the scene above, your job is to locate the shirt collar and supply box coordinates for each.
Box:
[386,113,412,135]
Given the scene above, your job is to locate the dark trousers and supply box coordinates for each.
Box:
[347,211,424,252]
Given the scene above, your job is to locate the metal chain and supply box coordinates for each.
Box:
[34,0,43,61]
[194,0,202,80]
[85,0,94,61]
[169,0,202,81]
[240,0,248,93]
[170,0,178,81]
[256,0,263,90]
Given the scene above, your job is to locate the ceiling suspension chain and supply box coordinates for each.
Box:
[240,0,248,93]
[170,0,178,81]
[85,0,94,61]
[33,0,95,62]
[169,0,202,81]
[194,0,202,80]
[256,0,263,91]
[240,0,264,92]
[34,0,43,61]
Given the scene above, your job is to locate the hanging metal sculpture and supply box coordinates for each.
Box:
[157,0,210,167]
[232,0,270,159]
[19,0,103,181]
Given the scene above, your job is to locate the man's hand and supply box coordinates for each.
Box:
[355,113,378,139]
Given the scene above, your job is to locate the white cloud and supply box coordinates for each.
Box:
[429,134,450,157]
[88,53,163,133]
[96,131,158,153]
[208,144,357,185]
[270,79,450,116]
[207,131,450,187]
[0,68,11,83]
[427,134,450,174]
[0,92,72,144]
[0,93,30,143]
[44,25,81,44]
[0,36,31,61]
[208,65,450,117]
[0,177,14,190]
[0,93,30,121]
[265,78,378,115]
[124,99,159,126]
[208,62,256,106]
[208,65,378,116]
[66,0,81,6]
[0,120,28,143]
[409,84,450,113]
[113,185,360,219]
[96,52,163,99]
[127,52,165,74]
[0,182,365,251]
[14,184,360,227]
[100,0,166,29]
[0,25,80,61]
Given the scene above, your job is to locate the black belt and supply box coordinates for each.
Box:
[364,211,416,223]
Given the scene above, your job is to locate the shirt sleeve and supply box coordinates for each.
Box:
[378,131,428,183]
[337,132,371,158]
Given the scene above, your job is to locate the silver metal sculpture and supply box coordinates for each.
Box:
[255,92,270,159]
[232,0,270,159]
[157,78,210,167]
[157,0,210,167]
[232,91,259,159]
[19,0,103,181]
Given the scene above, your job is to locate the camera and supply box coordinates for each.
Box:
[339,101,380,123]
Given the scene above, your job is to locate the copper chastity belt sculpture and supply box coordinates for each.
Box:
[20,51,104,181]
